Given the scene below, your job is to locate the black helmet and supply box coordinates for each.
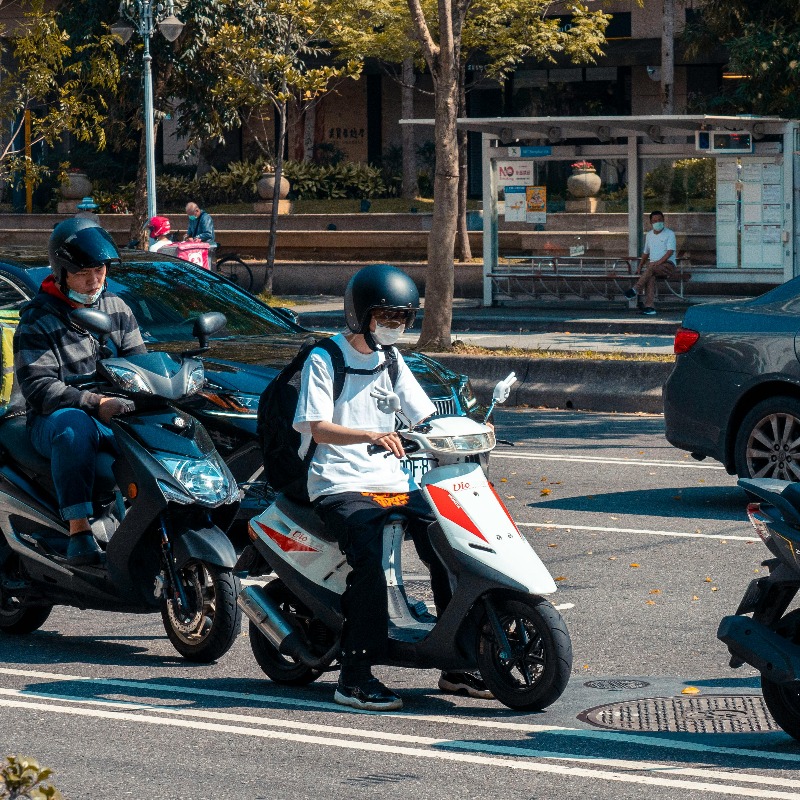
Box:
[49,218,120,289]
[344,264,419,334]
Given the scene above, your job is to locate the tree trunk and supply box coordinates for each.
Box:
[265,100,287,296]
[130,129,149,244]
[401,58,417,200]
[413,0,461,351]
[455,66,471,262]
[302,103,316,162]
[661,0,675,113]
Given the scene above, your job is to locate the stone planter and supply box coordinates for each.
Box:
[58,172,93,213]
[254,171,292,214]
[566,167,603,213]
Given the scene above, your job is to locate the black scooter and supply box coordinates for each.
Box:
[0,309,242,662]
[718,477,800,740]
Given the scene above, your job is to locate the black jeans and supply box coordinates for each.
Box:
[314,490,451,666]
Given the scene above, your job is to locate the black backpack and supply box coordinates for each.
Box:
[257,338,399,503]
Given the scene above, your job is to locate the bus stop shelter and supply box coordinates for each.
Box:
[404,114,800,305]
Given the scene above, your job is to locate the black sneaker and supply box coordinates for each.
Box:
[438,671,494,700]
[623,287,637,300]
[640,307,657,316]
[334,677,403,711]
[65,532,102,566]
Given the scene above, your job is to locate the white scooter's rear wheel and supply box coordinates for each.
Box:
[250,579,327,686]
[477,596,572,711]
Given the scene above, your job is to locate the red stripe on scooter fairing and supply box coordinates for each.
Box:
[256,521,319,553]
[426,484,489,543]
[488,482,521,536]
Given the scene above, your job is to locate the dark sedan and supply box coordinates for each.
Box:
[0,247,479,494]
[664,279,800,479]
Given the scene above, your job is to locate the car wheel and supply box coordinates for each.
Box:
[734,396,800,479]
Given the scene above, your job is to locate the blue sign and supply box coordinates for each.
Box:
[521,146,552,157]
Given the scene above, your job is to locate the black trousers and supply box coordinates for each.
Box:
[314,489,451,666]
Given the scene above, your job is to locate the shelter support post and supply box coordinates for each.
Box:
[627,135,642,260]
[482,132,498,306]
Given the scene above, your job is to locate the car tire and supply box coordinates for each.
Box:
[734,396,800,479]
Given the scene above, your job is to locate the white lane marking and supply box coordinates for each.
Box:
[0,667,796,766]
[493,452,726,470]
[3,687,800,790]
[518,521,758,543]
[1,694,798,798]
[554,603,575,610]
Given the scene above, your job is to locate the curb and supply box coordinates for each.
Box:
[425,354,672,414]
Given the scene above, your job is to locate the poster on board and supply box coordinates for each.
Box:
[525,186,547,224]
[504,186,526,222]
[497,161,534,187]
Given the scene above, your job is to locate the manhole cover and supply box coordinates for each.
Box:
[579,694,779,734]
[584,679,651,691]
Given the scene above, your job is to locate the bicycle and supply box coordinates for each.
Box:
[215,253,254,293]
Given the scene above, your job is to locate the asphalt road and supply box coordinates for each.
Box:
[3,409,800,800]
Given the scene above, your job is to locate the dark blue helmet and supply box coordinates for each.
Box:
[344,264,419,334]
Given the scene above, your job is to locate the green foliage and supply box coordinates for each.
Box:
[0,1,119,184]
[644,159,716,207]
[282,161,393,199]
[0,756,62,800]
[683,0,800,116]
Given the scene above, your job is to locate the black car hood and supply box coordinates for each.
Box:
[165,333,462,400]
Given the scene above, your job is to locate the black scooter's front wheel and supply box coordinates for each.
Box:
[0,604,52,635]
[477,595,572,711]
[161,561,241,663]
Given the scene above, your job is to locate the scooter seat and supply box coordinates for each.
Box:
[275,494,339,543]
[0,415,117,496]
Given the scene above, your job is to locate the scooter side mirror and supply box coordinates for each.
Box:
[492,372,517,405]
[191,312,227,351]
[71,308,114,357]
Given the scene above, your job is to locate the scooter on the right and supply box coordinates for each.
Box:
[718,478,800,740]
[237,373,573,711]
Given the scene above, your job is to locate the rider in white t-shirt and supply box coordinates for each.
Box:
[625,210,677,316]
[293,264,492,712]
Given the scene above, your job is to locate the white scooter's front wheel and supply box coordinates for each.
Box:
[477,595,572,711]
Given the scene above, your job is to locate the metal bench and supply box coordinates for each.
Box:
[490,255,691,301]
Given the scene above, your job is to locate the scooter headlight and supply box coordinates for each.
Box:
[158,454,239,506]
[426,431,495,454]
[104,364,153,394]
[186,364,206,396]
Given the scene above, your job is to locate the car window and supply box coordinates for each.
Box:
[0,273,31,310]
[103,260,297,341]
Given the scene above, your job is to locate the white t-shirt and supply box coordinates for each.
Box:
[644,227,677,265]
[293,333,436,501]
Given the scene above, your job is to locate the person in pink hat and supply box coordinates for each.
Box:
[148,216,172,252]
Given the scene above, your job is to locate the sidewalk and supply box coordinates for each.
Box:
[283,294,697,413]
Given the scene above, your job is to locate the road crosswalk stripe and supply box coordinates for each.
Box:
[493,452,726,470]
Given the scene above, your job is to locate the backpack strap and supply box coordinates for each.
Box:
[315,337,347,402]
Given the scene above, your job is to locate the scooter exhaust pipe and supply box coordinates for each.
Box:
[238,584,337,669]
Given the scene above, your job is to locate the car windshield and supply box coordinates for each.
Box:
[42,259,296,342]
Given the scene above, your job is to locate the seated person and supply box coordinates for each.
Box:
[13,219,146,565]
[148,216,172,252]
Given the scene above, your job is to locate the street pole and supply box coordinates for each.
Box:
[141,0,157,220]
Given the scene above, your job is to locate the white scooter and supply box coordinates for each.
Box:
[237,373,572,710]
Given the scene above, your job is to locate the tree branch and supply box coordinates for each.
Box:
[406,0,439,69]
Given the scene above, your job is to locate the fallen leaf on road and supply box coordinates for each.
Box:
[540,488,551,496]
[682,686,700,695]
[721,540,728,544]
[555,576,567,581]
[500,478,508,483]
[695,528,702,533]
[704,577,712,582]
[630,563,640,568]
[646,600,656,605]
[698,479,705,483]
[649,589,661,595]
[506,495,515,499]
[583,665,589,670]
[541,476,548,482]
[609,556,618,560]
[527,482,532,486]
[711,587,719,592]
[692,595,700,601]
[673,494,683,500]
[586,551,593,555]
[548,543,558,547]
[553,481,562,485]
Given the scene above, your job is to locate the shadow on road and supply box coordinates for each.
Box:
[528,485,746,522]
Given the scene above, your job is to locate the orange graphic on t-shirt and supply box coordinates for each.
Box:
[361,492,410,508]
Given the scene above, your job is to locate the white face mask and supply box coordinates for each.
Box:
[373,323,404,346]
[68,286,103,305]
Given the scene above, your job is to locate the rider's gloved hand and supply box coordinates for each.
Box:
[369,386,402,415]
[98,397,135,425]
